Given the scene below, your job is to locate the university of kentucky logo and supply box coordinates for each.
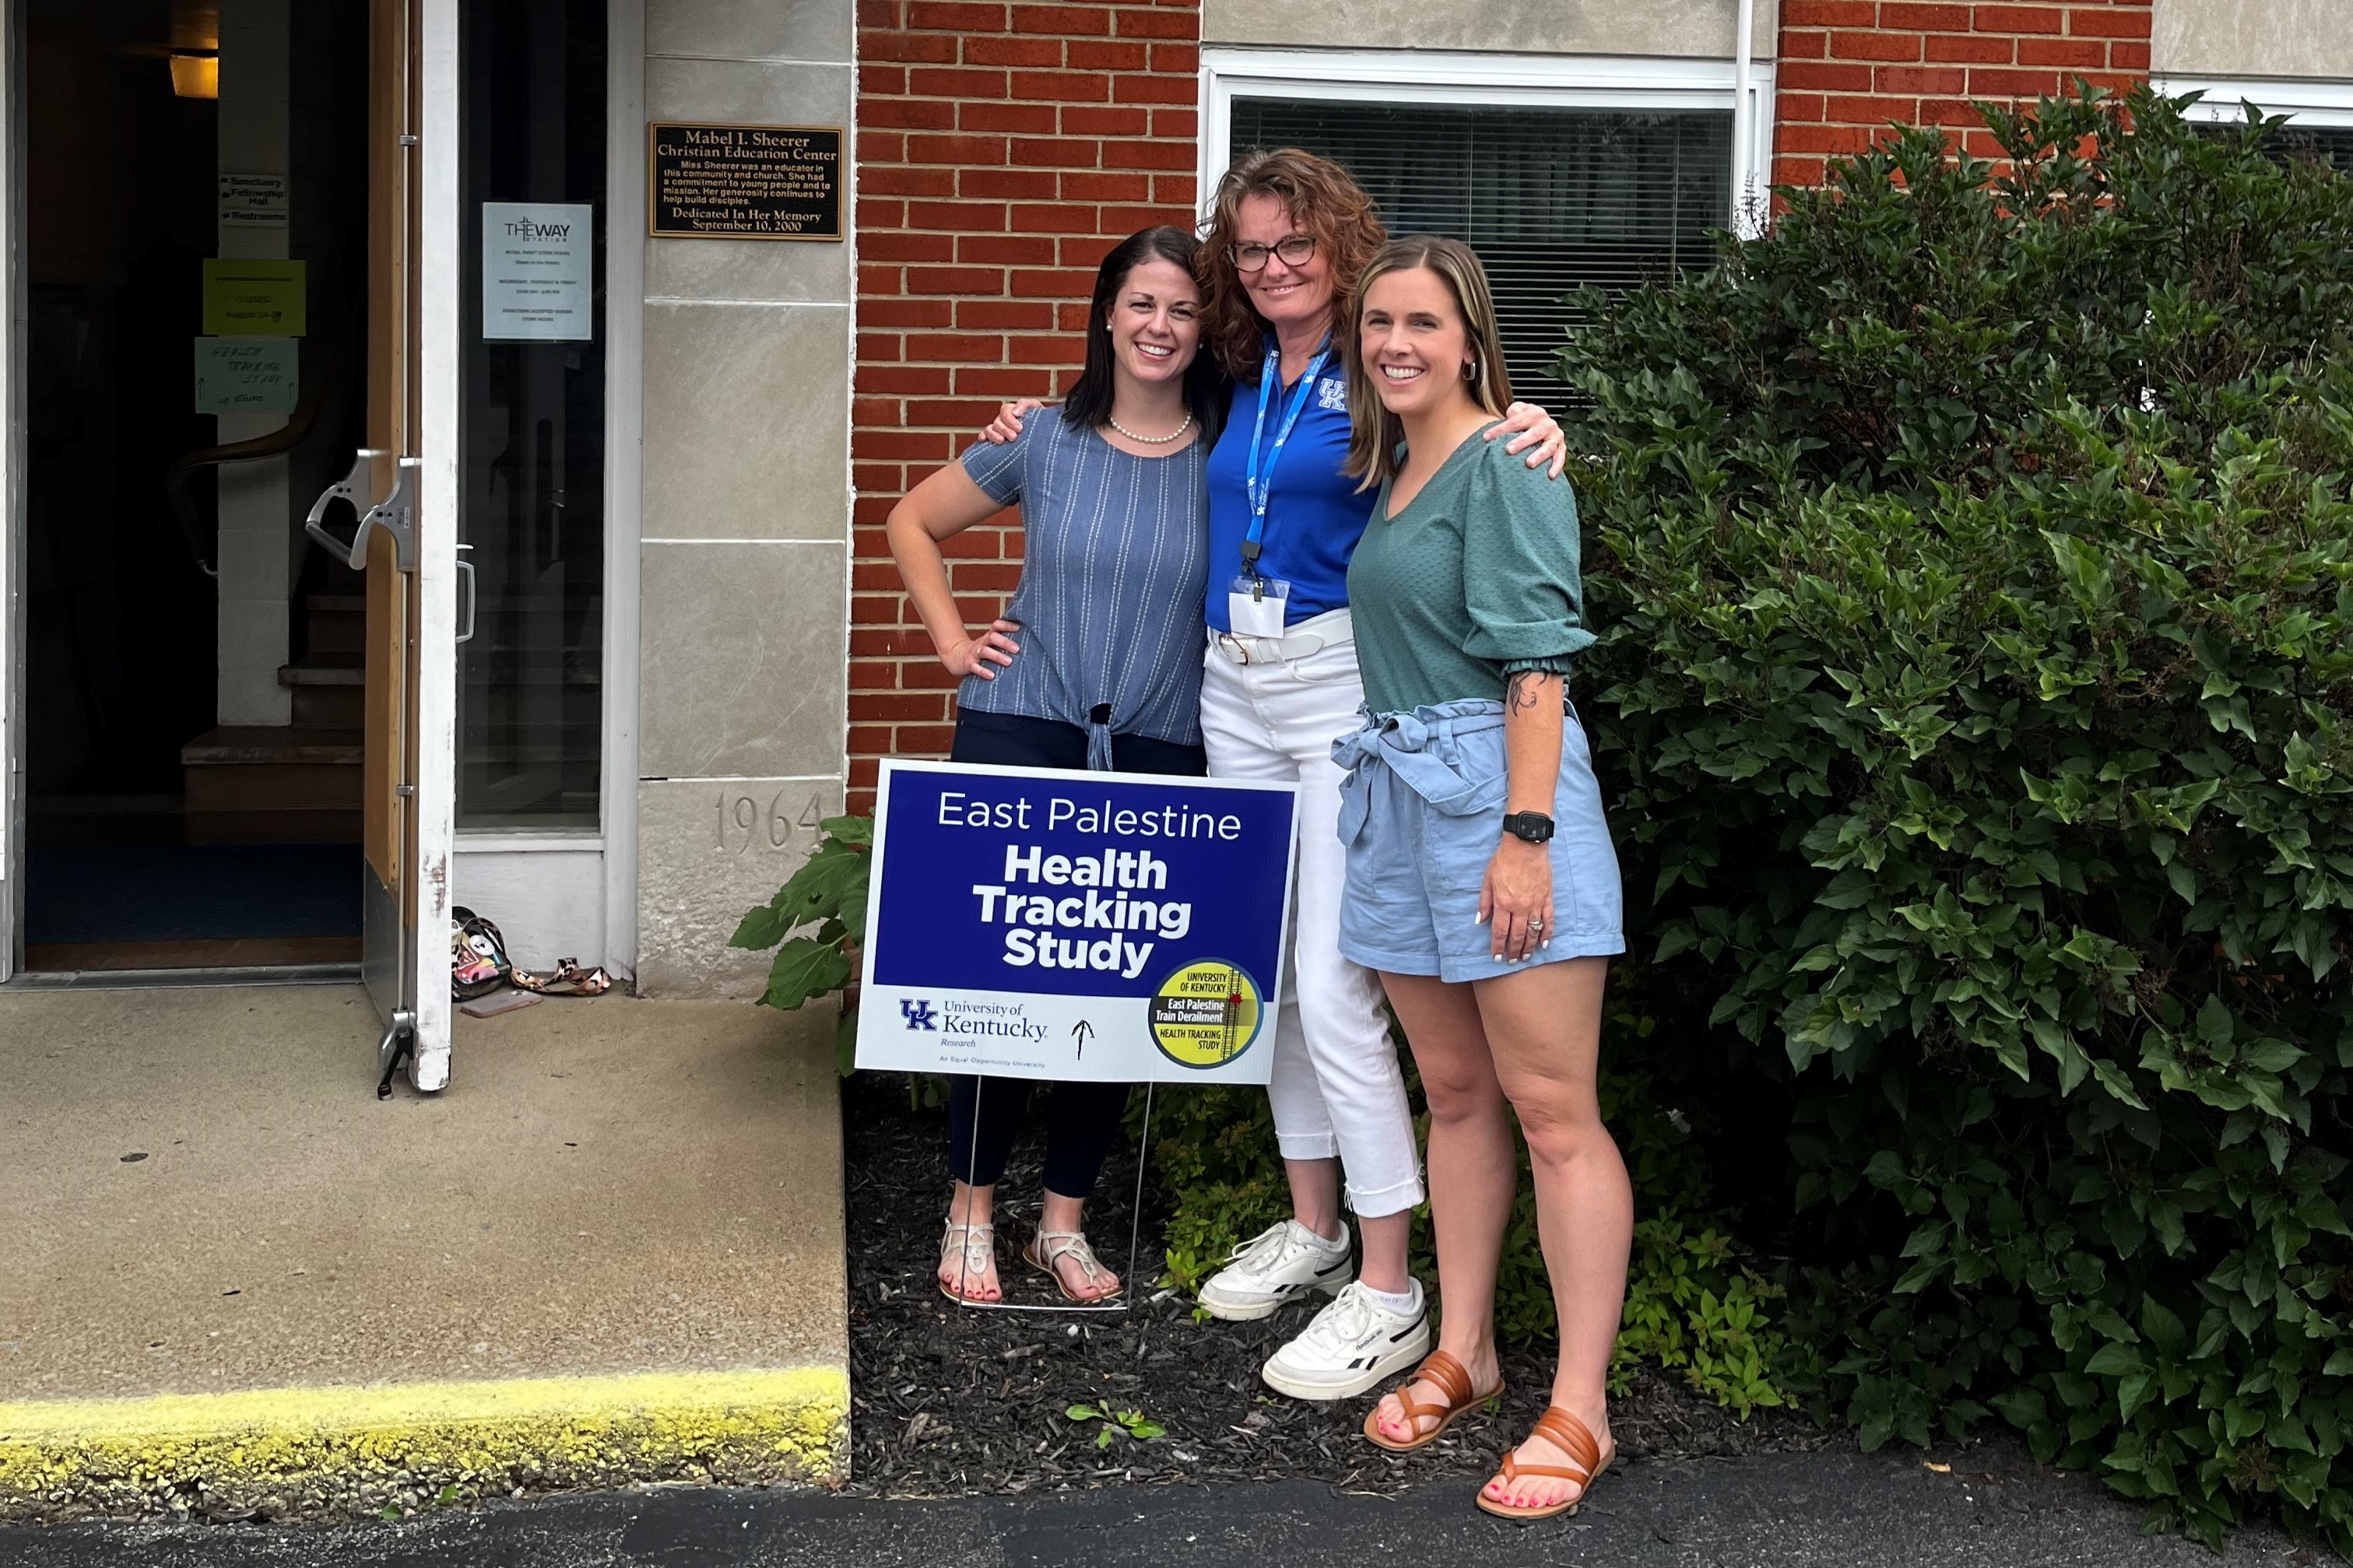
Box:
[1317,377,1347,412]
[900,998,939,1031]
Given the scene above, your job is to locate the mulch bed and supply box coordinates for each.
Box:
[840,1072,1845,1499]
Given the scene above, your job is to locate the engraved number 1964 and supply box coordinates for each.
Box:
[715,789,828,856]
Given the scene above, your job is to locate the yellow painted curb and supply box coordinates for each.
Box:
[0,1366,848,1521]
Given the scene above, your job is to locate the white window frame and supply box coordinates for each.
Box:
[1198,47,1778,244]
[2154,75,2353,128]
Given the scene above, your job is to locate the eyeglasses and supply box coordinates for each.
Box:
[1230,233,1317,272]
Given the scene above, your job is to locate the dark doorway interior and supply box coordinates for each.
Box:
[22,0,371,971]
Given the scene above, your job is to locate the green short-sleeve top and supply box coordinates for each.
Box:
[1347,423,1593,715]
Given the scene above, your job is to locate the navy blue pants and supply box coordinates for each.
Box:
[943,709,1206,1194]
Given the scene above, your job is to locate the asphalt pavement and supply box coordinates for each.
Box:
[0,1450,2317,1567]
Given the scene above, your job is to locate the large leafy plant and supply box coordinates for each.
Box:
[732,814,871,1069]
[1561,87,2353,1549]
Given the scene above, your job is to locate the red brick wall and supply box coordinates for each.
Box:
[1774,2,2153,186]
[850,1,1202,811]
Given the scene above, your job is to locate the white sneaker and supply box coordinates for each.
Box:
[1196,1219,1355,1322]
[1260,1281,1433,1401]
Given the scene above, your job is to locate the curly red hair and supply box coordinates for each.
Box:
[1197,147,1389,383]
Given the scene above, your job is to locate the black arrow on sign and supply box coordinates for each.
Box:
[1072,1019,1094,1060]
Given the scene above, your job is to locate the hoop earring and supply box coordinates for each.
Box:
[1463,359,1478,381]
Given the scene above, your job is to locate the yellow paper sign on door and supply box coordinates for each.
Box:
[202,259,307,336]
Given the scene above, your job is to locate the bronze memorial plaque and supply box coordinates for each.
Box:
[648,121,843,241]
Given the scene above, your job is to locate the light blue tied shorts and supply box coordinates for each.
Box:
[1333,698,1626,984]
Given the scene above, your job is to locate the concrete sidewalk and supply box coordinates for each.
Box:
[1,987,847,1519]
[0,1452,2309,1566]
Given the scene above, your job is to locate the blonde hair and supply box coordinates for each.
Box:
[1343,235,1515,489]
[1197,147,1389,382]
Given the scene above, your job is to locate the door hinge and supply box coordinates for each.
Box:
[399,134,419,146]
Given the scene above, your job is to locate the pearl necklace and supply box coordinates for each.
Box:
[1106,409,1194,445]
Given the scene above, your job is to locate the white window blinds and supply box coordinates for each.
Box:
[1226,97,1733,410]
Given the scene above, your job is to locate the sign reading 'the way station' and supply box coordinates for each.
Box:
[856,761,1299,1086]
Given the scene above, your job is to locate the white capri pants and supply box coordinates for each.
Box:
[1198,609,1425,1219]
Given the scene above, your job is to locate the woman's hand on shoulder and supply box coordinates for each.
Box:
[1487,402,1568,482]
[943,618,1022,679]
[982,401,1046,445]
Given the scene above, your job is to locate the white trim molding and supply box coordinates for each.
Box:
[601,0,646,983]
[1197,46,1776,230]
[2155,76,2353,128]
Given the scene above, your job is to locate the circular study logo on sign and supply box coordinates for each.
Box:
[1147,960,1263,1069]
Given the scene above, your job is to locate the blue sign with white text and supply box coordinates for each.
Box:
[855,759,1299,1084]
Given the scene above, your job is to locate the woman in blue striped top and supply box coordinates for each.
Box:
[887,226,1225,1306]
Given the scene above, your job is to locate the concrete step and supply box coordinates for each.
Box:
[306,595,366,655]
[181,726,361,842]
[0,989,847,1522]
[279,656,363,727]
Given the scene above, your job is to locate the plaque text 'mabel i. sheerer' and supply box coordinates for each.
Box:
[648,122,843,241]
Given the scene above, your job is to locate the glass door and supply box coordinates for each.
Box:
[324,0,458,1089]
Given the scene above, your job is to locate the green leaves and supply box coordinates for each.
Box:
[1066,1405,1165,1448]
[1562,82,2353,1556]
[729,816,873,1059]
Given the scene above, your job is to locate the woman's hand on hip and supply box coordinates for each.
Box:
[943,618,1022,679]
[982,400,1045,444]
[1489,402,1568,481]
[1480,837,1554,964]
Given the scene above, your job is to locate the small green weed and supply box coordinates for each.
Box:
[1066,1404,1166,1448]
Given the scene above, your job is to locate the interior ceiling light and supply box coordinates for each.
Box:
[170,53,218,100]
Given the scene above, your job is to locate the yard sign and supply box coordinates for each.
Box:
[855,759,1299,1085]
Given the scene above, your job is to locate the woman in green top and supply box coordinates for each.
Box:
[1331,236,1629,1523]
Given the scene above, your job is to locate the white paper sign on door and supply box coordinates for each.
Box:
[481,202,594,341]
[218,173,289,230]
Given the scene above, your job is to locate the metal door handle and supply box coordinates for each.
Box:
[304,448,390,564]
[302,449,418,572]
[353,457,421,572]
[455,544,477,644]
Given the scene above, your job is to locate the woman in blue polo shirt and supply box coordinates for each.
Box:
[982,149,1566,1397]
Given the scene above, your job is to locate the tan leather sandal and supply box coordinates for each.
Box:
[1362,1349,1504,1453]
[1477,1405,1612,1521]
[1023,1229,1122,1303]
[938,1220,999,1304]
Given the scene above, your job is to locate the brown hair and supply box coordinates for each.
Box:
[1343,235,1515,489]
[1197,147,1389,383]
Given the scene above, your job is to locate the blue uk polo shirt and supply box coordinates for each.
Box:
[1203,361,1375,633]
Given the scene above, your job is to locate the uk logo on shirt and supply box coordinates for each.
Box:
[1316,377,1347,413]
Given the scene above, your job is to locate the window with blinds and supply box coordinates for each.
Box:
[2194,118,2353,174]
[1226,97,1733,410]
[2264,124,2353,173]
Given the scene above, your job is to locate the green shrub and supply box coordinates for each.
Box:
[1140,1082,1291,1295]
[1561,86,2353,1550]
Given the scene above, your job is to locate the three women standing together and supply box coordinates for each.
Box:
[886,148,1631,1521]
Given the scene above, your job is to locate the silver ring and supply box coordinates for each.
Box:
[1528,917,1544,929]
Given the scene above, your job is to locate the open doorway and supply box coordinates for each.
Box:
[22,0,371,973]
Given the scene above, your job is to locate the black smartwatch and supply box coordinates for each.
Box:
[1501,811,1555,845]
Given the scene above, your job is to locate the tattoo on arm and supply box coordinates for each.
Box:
[1508,671,1549,715]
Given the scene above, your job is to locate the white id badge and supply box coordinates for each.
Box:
[1227,575,1291,638]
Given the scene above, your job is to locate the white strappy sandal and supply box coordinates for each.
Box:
[939,1220,999,1303]
[1024,1229,1122,1303]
